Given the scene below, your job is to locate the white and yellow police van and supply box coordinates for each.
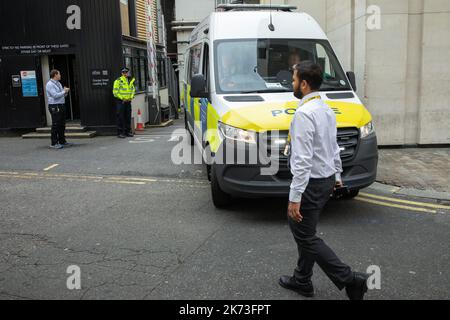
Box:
[181,4,378,208]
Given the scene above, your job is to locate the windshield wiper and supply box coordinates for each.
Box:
[319,86,352,92]
[240,89,292,94]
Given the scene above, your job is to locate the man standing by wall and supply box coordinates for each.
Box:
[279,61,369,300]
[113,68,136,138]
[46,70,71,150]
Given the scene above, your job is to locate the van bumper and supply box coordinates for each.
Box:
[214,134,378,198]
[341,133,378,191]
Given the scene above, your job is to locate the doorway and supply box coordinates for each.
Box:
[48,55,80,122]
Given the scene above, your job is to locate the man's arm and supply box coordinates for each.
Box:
[289,111,315,204]
[113,80,121,100]
[130,78,136,100]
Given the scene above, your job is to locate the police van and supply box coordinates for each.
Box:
[181,4,378,208]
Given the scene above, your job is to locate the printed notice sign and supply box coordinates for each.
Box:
[91,69,110,89]
[20,71,38,97]
[12,75,21,87]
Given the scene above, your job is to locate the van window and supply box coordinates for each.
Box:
[203,43,210,93]
[184,53,189,84]
[214,39,352,94]
[316,43,337,82]
[188,44,202,84]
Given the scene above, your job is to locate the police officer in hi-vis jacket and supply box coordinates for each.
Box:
[113,68,136,138]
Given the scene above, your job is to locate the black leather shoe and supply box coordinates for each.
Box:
[345,272,369,300]
[118,134,126,139]
[279,276,315,298]
[126,133,134,138]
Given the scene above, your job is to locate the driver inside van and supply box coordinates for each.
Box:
[220,53,239,90]
[289,48,334,83]
[219,51,265,92]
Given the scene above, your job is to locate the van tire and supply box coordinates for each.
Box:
[184,114,194,146]
[203,143,212,182]
[211,165,232,208]
[344,189,360,199]
[206,165,212,181]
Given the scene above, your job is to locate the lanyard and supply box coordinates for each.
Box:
[50,80,63,93]
[300,95,321,107]
[284,95,321,156]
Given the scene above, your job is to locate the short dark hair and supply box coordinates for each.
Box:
[50,69,60,79]
[293,61,323,91]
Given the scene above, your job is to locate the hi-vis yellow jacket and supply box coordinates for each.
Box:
[113,76,136,101]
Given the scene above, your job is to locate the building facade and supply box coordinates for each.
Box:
[0,0,173,131]
[172,0,450,146]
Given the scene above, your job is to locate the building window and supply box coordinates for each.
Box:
[120,0,130,36]
[157,52,167,88]
[123,46,148,92]
[123,46,168,91]
[139,55,147,90]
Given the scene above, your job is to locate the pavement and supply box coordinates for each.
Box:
[376,148,450,201]
[0,119,449,300]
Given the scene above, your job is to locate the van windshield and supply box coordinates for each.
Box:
[214,39,352,94]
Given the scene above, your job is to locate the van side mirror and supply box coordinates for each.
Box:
[346,71,357,92]
[191,74,208,98]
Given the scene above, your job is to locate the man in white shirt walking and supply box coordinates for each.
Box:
[279,61,369,300]
[46,69,71,149]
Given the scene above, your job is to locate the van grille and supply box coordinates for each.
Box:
[264,131,290,157]
[337,128,359,162]
[264,128,360,175]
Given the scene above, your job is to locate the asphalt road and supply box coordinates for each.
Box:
[0,120,449,300]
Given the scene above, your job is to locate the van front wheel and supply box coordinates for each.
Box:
[344,189,360,199]
[211,165,232,208]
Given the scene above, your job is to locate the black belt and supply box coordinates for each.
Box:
[309,175,336,183]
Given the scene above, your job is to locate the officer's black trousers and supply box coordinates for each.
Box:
[49,104,67,146]
[288,176,354,290]
[116,100,132,136]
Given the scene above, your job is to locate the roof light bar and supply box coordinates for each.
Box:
[216,4,297,12]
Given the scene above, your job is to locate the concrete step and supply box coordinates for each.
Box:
[22,131,97,139]
[36,126,87,134]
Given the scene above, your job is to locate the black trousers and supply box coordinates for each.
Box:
[116,100,132,136]
[49,104,67,146]
[288,176,353,290]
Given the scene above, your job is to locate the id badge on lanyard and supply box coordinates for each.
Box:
[283,95,321,166]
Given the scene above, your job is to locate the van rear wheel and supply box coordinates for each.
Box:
[211,165,232,208]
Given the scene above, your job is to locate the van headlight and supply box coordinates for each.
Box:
[360,121,375,139]
[218,122,257,144]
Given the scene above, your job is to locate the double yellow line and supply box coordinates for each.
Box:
[356,192,450,214]
[0,170,448,213]
[0,171,209,188]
